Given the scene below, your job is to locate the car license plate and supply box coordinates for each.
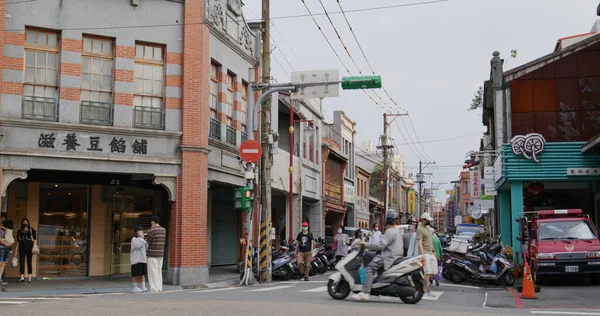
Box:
[565,266,579,273]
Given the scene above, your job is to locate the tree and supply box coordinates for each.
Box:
[468,86,483,111]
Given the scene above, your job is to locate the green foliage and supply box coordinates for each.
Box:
[472,231,491,245]
[468,86,483,111]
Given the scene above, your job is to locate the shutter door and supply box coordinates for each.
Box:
[211,197,239,266]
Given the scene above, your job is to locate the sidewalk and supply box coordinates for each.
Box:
[0,277,183,297]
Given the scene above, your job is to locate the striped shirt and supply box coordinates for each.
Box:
[145,225,166,258]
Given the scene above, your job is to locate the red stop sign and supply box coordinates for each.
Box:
[239,140,262,163]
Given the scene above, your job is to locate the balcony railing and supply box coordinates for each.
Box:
[80,101,113,126]
[133,106,165,130]
[22,96,58,121]
[226,125,236,146]
[241,131,248,143]
[209,118,221,140]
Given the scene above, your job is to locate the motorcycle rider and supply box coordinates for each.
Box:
[352,210,404,301]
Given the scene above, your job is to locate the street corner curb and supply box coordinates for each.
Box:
[204,278,241,289]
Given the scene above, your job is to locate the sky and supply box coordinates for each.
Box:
[242,0,598,199]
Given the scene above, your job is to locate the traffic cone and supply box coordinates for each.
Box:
[520,261,537,299]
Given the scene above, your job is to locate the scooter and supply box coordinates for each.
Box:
[445,242,515,286]
[327,247,426,304]
[272,243,295,280]
[314,244,329,274]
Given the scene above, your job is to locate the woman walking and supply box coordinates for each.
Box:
[333,226,349,262]
[15,218,36,283]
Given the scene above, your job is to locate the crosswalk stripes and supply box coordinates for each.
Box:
[245,285,295,292]
[0,296,78,307]
[298,286,327,293]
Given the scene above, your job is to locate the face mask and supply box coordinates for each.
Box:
[375,227,379,231]
[302,227,308,231]
[337,229,342,234]
[21,224,28,229]
[137,230,144,237]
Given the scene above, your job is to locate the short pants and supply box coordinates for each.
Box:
[0,247,9,263]
[131,262,147,277]
[423,254,438,275]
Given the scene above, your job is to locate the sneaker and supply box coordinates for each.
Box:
[352,293,370,301]
[435,280,440,287]
[304,276,309,281]
[425,291,434,297]
[132,287,143,293]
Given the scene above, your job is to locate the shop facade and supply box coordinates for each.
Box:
[322,140,348,235]
[0,0,212,286]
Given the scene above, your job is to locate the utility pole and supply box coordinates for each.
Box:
[416,161,434,217]
[259,0,272,283]
[378,113,407,213]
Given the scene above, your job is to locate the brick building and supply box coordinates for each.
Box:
[0,0,230,286]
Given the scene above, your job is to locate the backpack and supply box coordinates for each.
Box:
[4,229,14,246]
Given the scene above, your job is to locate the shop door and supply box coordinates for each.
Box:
[210,197,239,266]
[111,192,154,275]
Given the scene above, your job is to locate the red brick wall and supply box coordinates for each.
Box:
[0,1,6,98]
[169,0,210,273]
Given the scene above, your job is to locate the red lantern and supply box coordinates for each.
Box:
[527,182,545,195]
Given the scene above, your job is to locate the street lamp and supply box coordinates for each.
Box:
[288,106,313,243]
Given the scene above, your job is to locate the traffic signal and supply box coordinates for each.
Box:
[234,186,254,211]
[341,75,382,90]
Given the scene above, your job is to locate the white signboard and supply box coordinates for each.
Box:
[484,167,495,180]
[455,215,462,225]
[291,70,340,99]
[484,183,497,196]
[493,154,502,184]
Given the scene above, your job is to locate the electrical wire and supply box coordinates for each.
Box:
[300,0,391,112]
[248,0,450,22]
[406,115,447,183]
[394,132,482,146]
[272,53,291,78]
[335,0,405,113]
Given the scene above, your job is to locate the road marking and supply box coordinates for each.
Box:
[483,292,488,308]
[0,297,73,300]
[279,281,328,284]
[422,291,443,300]
[531,312,600,316]
[194,287,241,293]
[246,285,295,292]
[0,301,29,304]
[506,287,524,309]
[438,283,481,290]
[299,286,327,293]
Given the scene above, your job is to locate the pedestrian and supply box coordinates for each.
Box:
[417,213,437,296]
[145,216,166,292]
[333,225,349,262]
[131,225,148,293]
[403,226,414,257]
[0,220,11,288]
[294,222,314,281]
[370,224,382,245]
[350,229,363,251]
[15,218,36,283]
[352,211,404,301]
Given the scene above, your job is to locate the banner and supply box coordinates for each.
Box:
[407,190,416,214]
[447,201,455,228]
[470,168,481,200]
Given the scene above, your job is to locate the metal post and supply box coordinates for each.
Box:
[289,107,294,243]
[417,161,422,218]
[383,114,390,213]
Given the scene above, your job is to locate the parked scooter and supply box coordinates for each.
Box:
[445,238,515,286]
[327,247,426,304]
[272,243,295,281]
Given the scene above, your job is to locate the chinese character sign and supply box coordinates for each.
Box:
[447,201,455,228]
[470,169,481,200]
[407,190,416,214]
[36,132,149,155]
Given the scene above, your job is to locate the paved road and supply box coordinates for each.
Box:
[0,272,598,315]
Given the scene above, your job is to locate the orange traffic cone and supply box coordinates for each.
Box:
[520,261,537,299]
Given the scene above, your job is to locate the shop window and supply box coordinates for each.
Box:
[38,183,89,277]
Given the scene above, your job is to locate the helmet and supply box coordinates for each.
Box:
[385,210,398,226]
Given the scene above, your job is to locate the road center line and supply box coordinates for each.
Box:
[531,312,600,316]
[0,301,29,304]
[246,285,295,292]
[299,286,327,293]
[506,287,524,309]
[194,287,242,293]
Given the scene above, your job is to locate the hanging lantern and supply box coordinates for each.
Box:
[527,182,545,195]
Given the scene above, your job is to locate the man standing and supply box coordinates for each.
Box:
[294,222,314,281]
[417,213,436,296]
[145,216,166,292]
[353,211,403,301]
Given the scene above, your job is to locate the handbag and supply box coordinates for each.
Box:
[331,239,337,251]
[32,242,39,254]
[11,255,18,267]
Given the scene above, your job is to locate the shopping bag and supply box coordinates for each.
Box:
[431,265,443,281]
[11,255,18,267]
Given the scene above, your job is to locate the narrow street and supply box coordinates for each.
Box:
[0,273,598,315]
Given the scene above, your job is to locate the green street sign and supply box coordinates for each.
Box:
[234,186,254,211]
[341,75,382,90]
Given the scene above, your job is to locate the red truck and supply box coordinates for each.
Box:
[518,209,600,285]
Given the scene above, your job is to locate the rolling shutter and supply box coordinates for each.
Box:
[210,197,239,266]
